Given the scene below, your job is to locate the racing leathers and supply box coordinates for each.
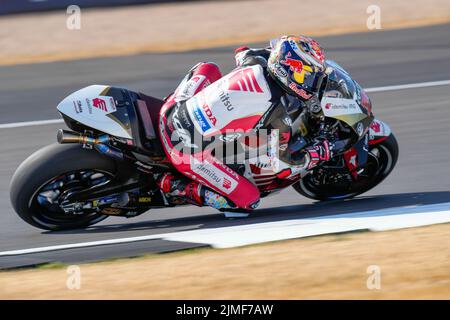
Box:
[235,47,332,175]
[157,48,332,212]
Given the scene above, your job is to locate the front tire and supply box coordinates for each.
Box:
[293,133,399,201]
[10,143,117,231]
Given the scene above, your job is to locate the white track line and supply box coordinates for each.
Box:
[0,234,165,256]
[0,119,64,129]
[0,79,449,130]
[364,79,450,93]
[1,202,450,256]
[164,203,450,248]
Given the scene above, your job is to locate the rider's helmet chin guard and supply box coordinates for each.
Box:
[268,35,327,102]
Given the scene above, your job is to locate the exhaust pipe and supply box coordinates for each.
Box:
[57,129,111,145]
[57,129,85,144]
[57,129,123,160]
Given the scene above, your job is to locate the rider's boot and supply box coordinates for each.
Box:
[158,173,203,206]
[157,173,236,211]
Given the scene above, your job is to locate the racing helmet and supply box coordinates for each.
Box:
[268,35,327,101]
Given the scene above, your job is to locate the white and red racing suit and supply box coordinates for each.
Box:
[157,50,331,212]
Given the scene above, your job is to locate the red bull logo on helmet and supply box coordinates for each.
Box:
[280,52,304,73]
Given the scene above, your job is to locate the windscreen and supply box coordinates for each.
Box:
[323,60,356,100]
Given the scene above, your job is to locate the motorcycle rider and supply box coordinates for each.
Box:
[158,35,332,216]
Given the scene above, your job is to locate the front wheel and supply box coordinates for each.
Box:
[293,133,399,201]
[10,143,118,231]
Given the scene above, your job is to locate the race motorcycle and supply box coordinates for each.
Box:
[10,61,398,230]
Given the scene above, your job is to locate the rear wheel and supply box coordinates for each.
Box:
[293,133,399,201]
[10,144,117,230]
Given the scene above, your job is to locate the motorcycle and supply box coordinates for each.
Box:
[10,61,398,230]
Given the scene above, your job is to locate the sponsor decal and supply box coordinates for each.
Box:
[202,104,217,125]
[85,98,93,114]
[179,75,206,99]
[288,83,312,100]
[173,107,192,129]
[192,104,212,132]
[172,110,198,149]
[282,116,292,127]
[281,51,304,73]
[79,96,116,114]
[228,67,263,93]
[219,90,233,111]
[178,107,192,128]
[188,75,202,83]
[253,161,271,169]
[356,122,364,136]
[191,160,238,194]
[271,62,288,83]
[138,197,152,203]
[222,177,232,190]
[93,98,108,111]
[370,120,381,133]
[193,163,221,184]
[369,120,390,141]
[73,100,83,113]
[325,102,358,110]
[281,52,313,84]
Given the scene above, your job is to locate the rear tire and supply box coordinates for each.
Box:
[293,133,399,201]
[10,143,117,231]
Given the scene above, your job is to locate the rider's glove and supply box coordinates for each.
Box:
[305,139,332,170]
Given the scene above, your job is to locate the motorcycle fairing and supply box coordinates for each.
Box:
[344,118,392,179]
[185,65,272,136]
[322,61,374,139]
[57,85,133,139]
[369,119,392,145]
[344,133,369,177]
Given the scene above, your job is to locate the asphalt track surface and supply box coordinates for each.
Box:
[1,24,450,268]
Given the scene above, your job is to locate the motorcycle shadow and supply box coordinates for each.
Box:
[42,191,450,235]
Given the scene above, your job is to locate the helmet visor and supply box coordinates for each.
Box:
[291,69,326,96]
